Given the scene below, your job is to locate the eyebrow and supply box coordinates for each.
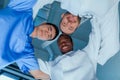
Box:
[48,25,52,39]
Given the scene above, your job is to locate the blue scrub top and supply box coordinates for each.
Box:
[0,0,39,73]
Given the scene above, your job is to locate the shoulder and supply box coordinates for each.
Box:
[8,0,37,11]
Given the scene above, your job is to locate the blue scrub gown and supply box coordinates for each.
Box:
[0,0,39,73]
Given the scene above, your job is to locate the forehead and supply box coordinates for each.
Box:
[41,24,56,30]
[64,13,78,18]
[62,13,80,25]
[42,24,51,27]
[47,25,56,39]
[58,35,71,41]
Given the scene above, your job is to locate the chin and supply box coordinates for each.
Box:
[61,52,66,54]
[62,51,68,54]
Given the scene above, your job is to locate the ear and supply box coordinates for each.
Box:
[61,13,65,18]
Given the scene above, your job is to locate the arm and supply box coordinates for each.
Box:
[16,54,50,80]
[97,1,120,65]
[8,0,37,11]
[37,58,51,77]
[82,17,101,70]
[30,70,50,80]
[83,1,120,66]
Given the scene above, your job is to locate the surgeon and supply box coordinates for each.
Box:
[34,0,120,65]
[37,22,101,80]
[59,11,81,34]
[0,0,59,79]
[31,23,59,40]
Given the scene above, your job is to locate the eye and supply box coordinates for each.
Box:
[48,26,52,31]
[48,34,52,40]
[69,26,73,30]
[48,30,52,40]
[74,21,77,23]
[62,22,66,27]
[49,26,53,39]
[48,26,50,31]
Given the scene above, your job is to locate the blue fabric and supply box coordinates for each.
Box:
[8,0,37,11]
[0,0,39,73]
[16,54,39,73]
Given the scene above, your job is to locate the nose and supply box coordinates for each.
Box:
[69,15,76,22]
[45,30,50,34]
[66,22,72,27]
[62,42,66,46]
[45,30,52,37]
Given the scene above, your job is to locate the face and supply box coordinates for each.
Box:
[60,13,80,34]
[58,34,73,54]
[36,24,56,40]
